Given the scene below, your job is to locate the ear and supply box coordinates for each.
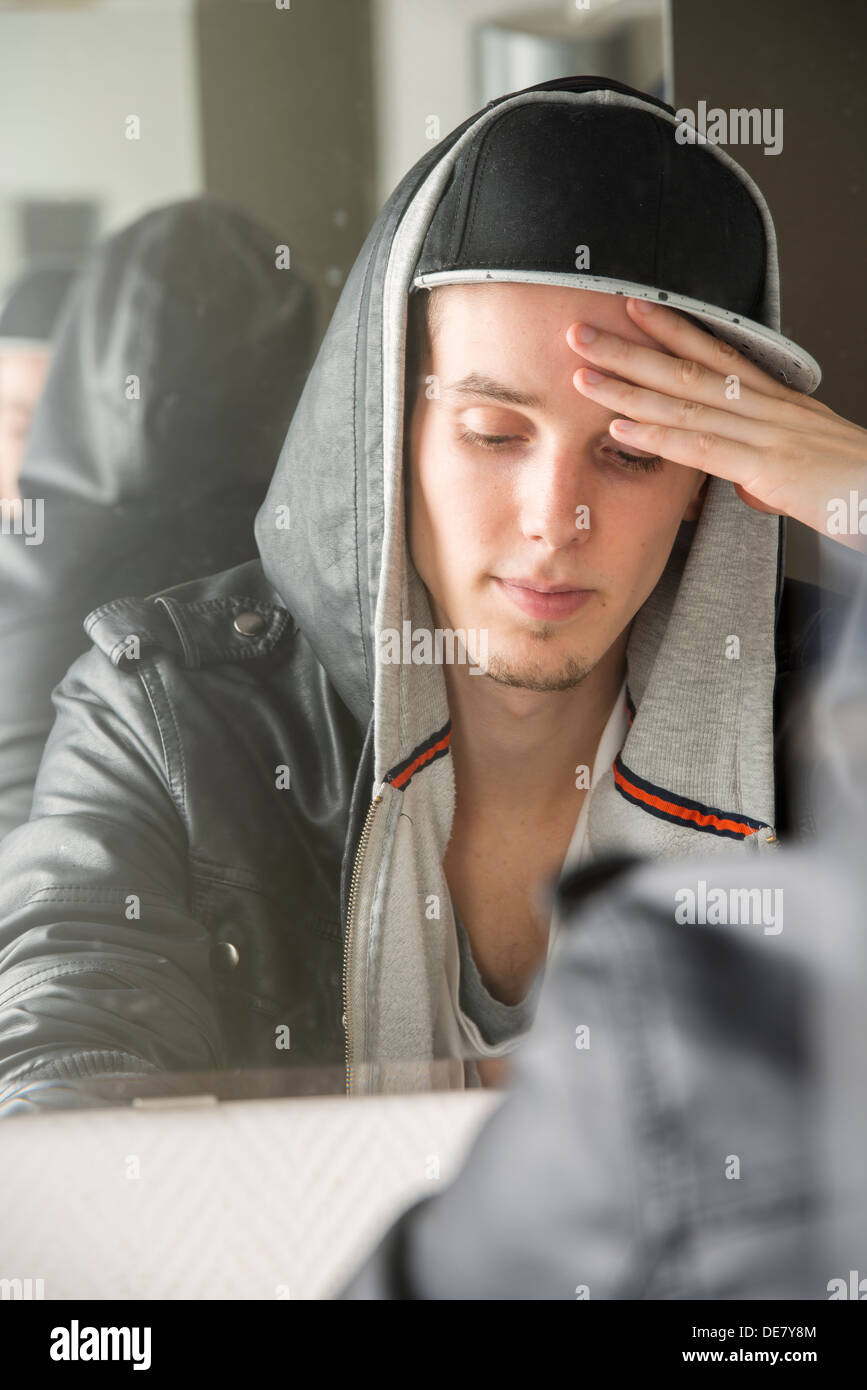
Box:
[682,472,709,523]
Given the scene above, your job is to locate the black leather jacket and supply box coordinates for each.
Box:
[0,558,848,1110]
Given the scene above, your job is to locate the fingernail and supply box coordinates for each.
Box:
[611,419,636,433]
[632,300,654,315]
[582,369,606,384]
[577,324,597,343]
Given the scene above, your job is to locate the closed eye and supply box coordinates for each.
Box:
[599,444,664,474]
[457,428,521,451]
[458,427,663,473]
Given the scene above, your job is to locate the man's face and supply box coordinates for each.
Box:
[0,347,51,499]
[406,282,707,693]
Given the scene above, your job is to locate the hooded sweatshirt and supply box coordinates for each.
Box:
[254,77,788,1095]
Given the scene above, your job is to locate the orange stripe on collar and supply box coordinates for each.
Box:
[613,754,768,840]
[385,722,452,791]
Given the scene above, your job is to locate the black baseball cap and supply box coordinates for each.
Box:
[413,76,820,393]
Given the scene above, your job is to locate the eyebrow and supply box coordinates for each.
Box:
[442,372,544,410]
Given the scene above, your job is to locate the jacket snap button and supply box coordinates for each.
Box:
[213,941,240,970]
[233,611,266,637]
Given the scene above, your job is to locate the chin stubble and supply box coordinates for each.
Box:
[483,627,596,693]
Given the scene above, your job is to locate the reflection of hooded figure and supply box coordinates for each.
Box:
[0,79,849,1111]
[0,260,78,499]
[0,198,316,838]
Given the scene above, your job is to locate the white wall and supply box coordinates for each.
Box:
[370,0,666,208]
[0,0,203,284]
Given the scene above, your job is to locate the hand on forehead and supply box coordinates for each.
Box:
[563,291,685,374]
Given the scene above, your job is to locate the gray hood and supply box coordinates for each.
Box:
[255,77,794,1090]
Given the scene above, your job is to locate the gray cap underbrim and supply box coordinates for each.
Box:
[413,268,822,394]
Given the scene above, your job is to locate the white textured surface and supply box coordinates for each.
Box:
[0,1090,501,1300]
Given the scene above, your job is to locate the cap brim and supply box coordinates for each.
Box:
[413,269,821,394]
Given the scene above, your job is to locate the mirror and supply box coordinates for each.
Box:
[0,2,692,1117]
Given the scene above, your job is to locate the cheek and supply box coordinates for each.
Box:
[411,414,501,556]
[597,485,690,584]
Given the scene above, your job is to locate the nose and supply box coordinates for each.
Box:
[518,437,596,552]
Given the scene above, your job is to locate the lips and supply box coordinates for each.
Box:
[502,577,581,593]
[494,577,592,621]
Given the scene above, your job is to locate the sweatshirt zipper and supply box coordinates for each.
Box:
[342,783,385,1095]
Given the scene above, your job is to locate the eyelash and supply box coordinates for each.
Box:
[456,428,664,473]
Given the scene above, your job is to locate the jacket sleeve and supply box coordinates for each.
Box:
[0,646,225,1115]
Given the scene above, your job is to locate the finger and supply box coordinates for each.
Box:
[569,321,832,434]
[622,297,830,415]
[606,416,775,491]
[610,419,865,542]
[574,368,786,449]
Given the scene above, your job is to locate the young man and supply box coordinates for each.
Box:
[402,279,708,1085]
[0,76,861,1110]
